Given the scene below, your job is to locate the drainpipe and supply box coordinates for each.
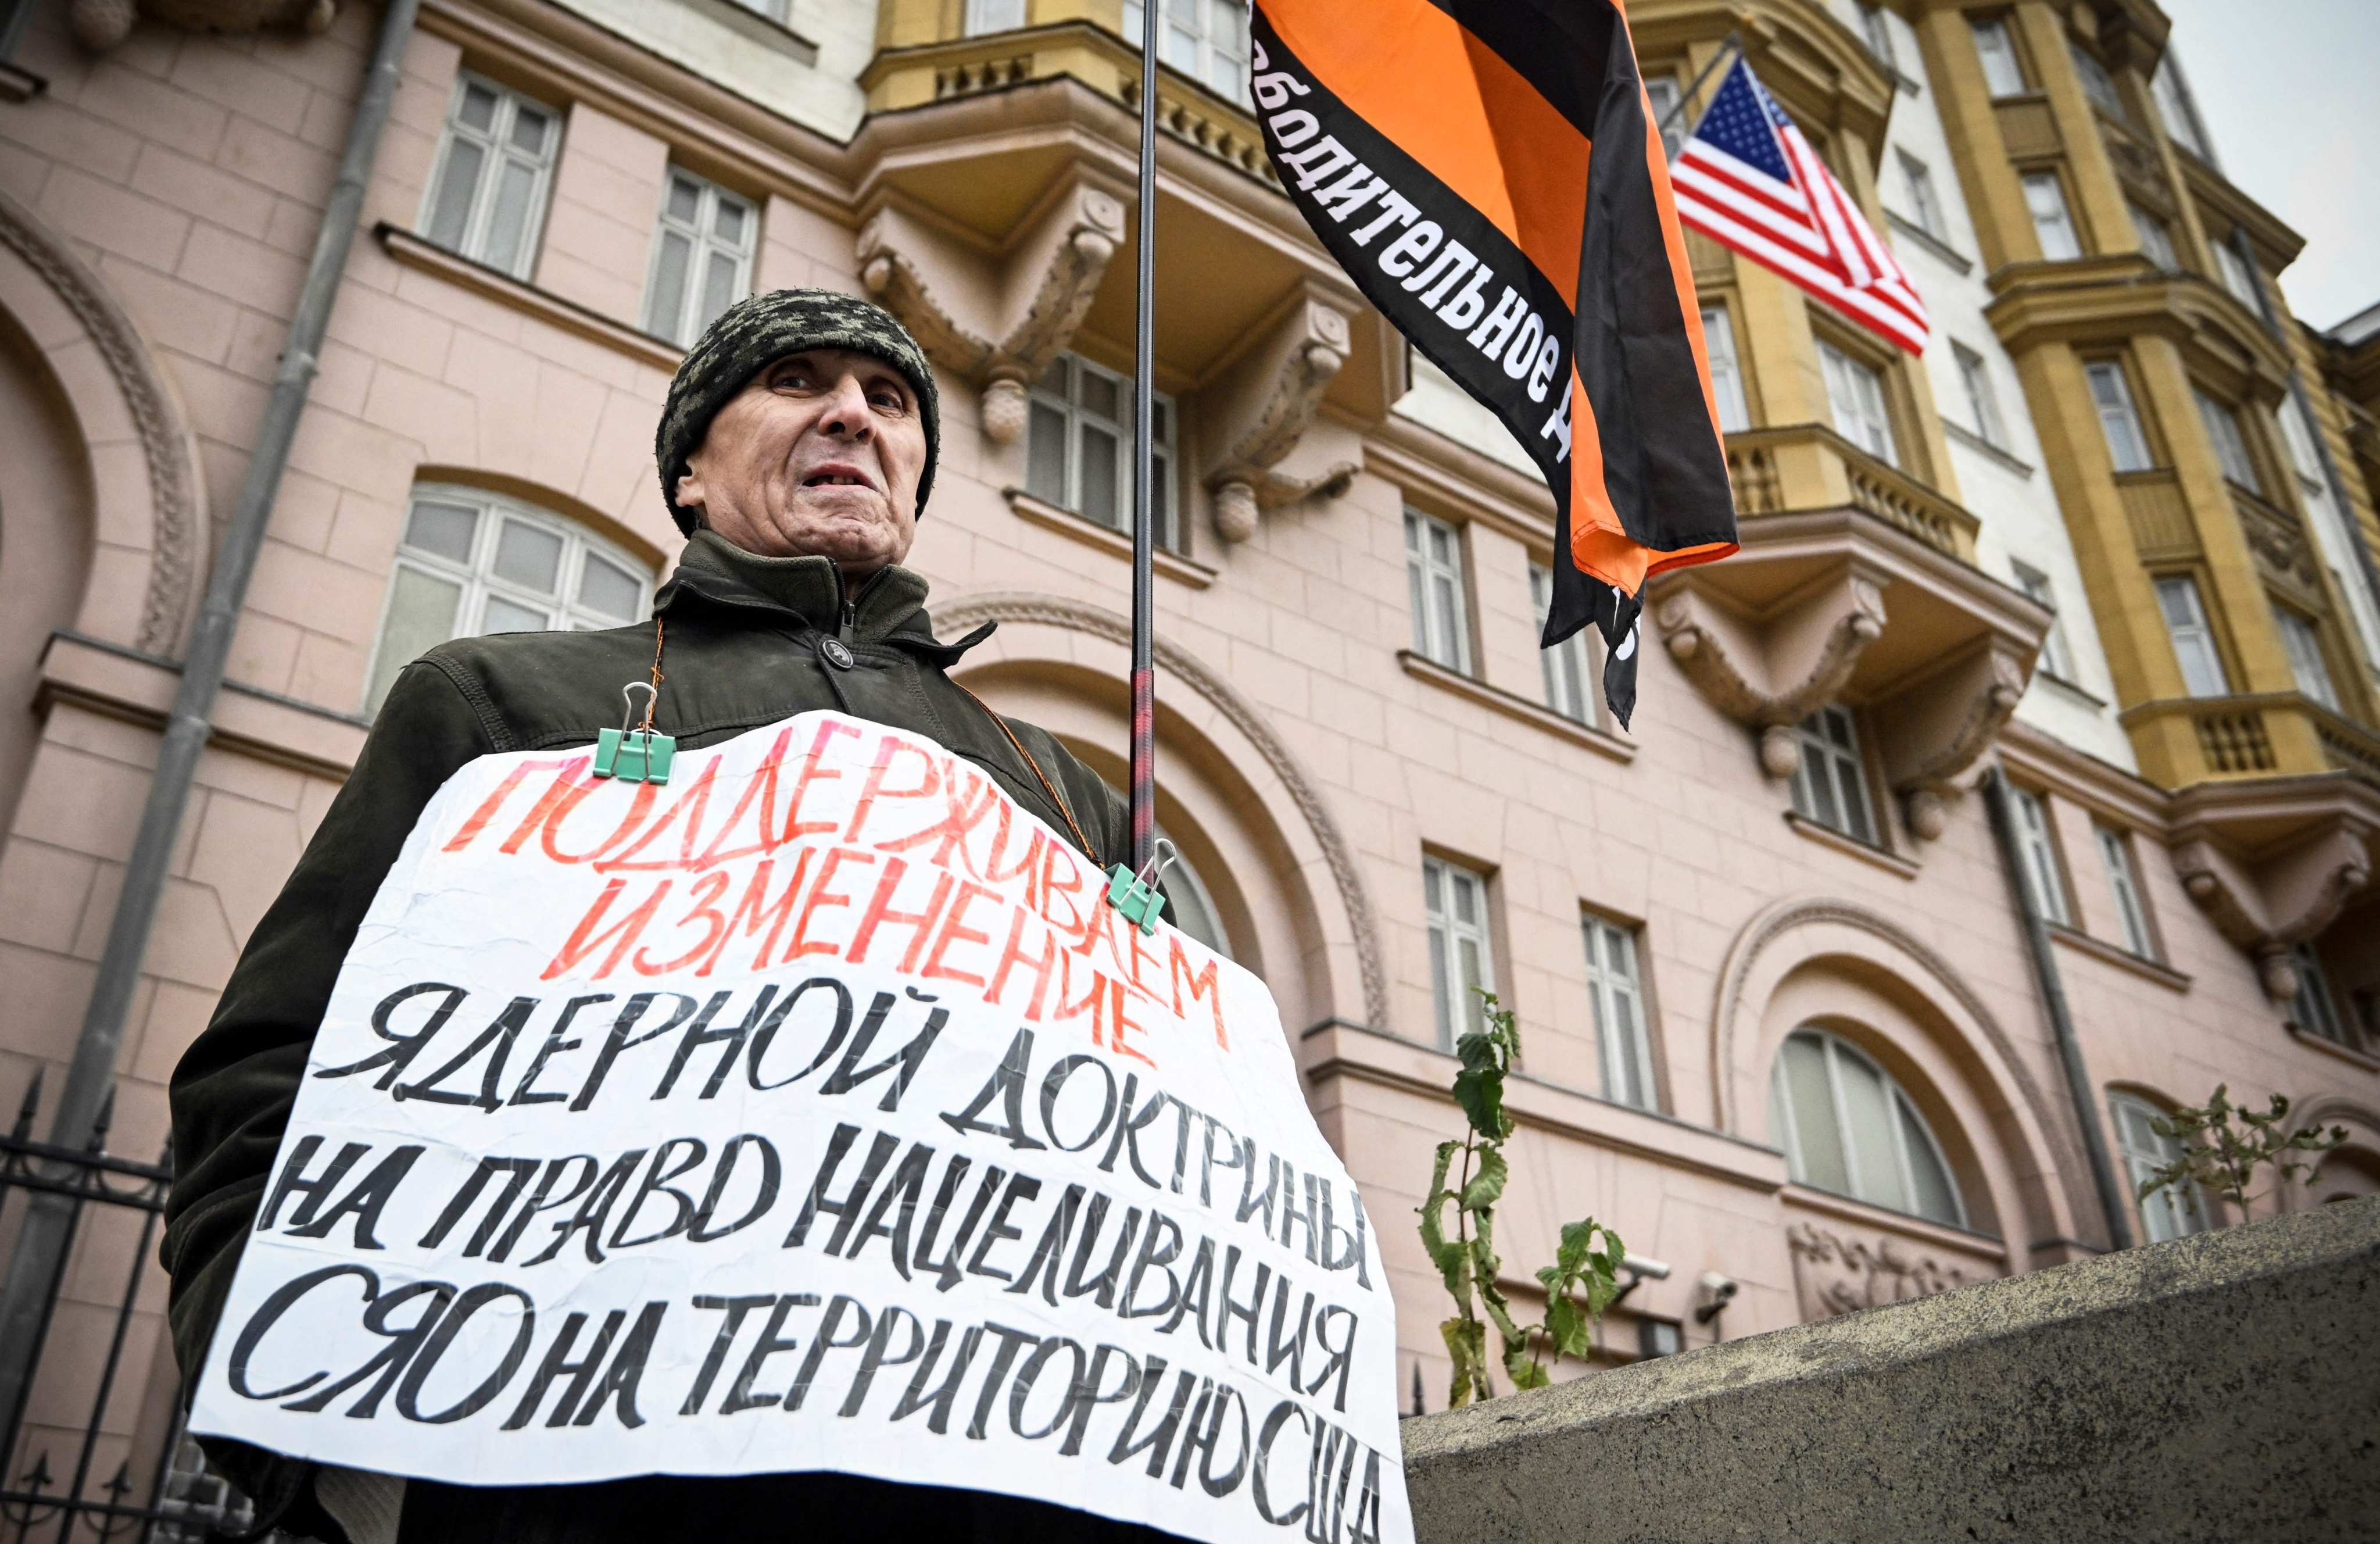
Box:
[0,0,420,1446]
[1980,764,2135,1252]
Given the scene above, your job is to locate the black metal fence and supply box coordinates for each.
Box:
[0,1072,262,1543]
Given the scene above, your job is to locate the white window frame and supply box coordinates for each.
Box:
[1789,704,1877,846]
[2279,396,2380,676]
[2021,171,2082,260]
[1819,339,1898,467]
[1897,151,1948,244]
[364,487,655,714]
[643,167,757,348]
[1770,1028,1968,1228]
[1858,5,1895,72]
[1123,0,1250,106]
[2213,235,2264,314]
[2012,561,2078,682]
[2290,943,2349,1045]
[2085,360,2153,473]
[1701,304,1751,432]
[1953,342,2010,450]
[1583,913,1656,1110]
[2094,824,2159,961]
[1645,74,1685,160]
[2272,604,2341,712]
[962,0,1025,34]
[1422,855,1494,1051]
[1530,562,1597,725]
[2193,388,2262,492]
[2155,575,2229,697]
[1970,16,2027,98]
[2008,785,2071,926]
[2129,204,2177,269]
[1405,509,1473,674]
[418,72,561,280]
[1025,353,1180,549]
[2069,42,2125,120]
[2109,1092,2208,1243]
[2152,54,2214,163]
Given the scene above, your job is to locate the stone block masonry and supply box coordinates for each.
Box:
[1401,1198,2380,1543]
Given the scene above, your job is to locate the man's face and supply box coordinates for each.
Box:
[674,348,926,577]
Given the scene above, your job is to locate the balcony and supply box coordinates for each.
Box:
[1658,426,2039,838]
[1724,423,1980,563]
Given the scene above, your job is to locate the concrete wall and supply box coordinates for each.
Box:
[1402,1196,2380,1543]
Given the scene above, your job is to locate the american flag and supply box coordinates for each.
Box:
[1669,57,1930,355]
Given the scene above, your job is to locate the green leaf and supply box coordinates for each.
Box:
[1419,1143,1468,1294]
[1544,1292,1591,1359]
[1461,1146,1509,1210]
[1451,1065,1507,1141]
[1441,1316,1487,1408]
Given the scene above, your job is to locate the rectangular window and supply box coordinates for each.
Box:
[1859,5,1895,70]
[963,0,1025,33]
[1530,563,1596,725]
[2273,605,2341,711]
[1953,342,2010,449]
[1124,0,1251,106]
[2193,388,2262,492]
[2155,575,2229,696]
[643,169,756,348]
[2111,1095,2208,1243]
[2291,943,2348,1045]
[2094,824,2159,960]
[2022,172,2082,260]
[2070,43,2125,120]
[2013,561,2078,682]
[1971,16,2027,97]
[1702,304,1751,432]
[1423,856,1494,1050]
[1026,354,1179,548]
[2213,236,2264,313]
[2129,204,2177,269]
[420,73,561,279]
[2009,785,2071,926]
[1897,152,1948,242]
[1789,705,1877,846]
[1819,339,1898,466]
[1405,510,1472,674]
[2085,360,2153,472]
[2152,55,2212,160]
[1644,75,1685,160]
[1583,914,1656,1110]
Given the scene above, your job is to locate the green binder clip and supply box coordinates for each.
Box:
[1104,837,1179,935]
[592,680,674,785]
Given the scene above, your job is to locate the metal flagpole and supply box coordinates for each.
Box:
[1128,0,1161,873]
[1657,30,1744,143]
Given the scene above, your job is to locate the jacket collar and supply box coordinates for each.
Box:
[655,530,990,663]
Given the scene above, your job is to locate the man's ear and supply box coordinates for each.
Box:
[673,466,706,520]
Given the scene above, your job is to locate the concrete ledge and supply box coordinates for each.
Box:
[1402,1198,2380,1543]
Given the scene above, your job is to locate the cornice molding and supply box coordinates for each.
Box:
[0,184,202,656]
[1984,259,2293,403]
[932,591,1387,1035]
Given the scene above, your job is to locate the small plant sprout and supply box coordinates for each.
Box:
[2135,1085,2348,1215]
[1419,989,1628,1408]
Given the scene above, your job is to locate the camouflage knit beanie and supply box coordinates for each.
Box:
[655,288,941,535]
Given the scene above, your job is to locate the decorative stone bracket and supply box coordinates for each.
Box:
[1651,505,2048,840]
[2171,809,2375,1002]
[71,0,332,49]
[1194,285,1359,541]
[857,180,1127,445]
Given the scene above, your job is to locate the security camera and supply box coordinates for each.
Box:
[1606,1253,1672,1308]
[1692,1270,1739,1325]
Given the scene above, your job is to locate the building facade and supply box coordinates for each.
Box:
[0,0,2374,1524]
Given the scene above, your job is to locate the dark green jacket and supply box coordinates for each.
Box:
[162,532,1134,1536]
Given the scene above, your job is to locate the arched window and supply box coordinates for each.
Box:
[364,487,656,713]
[1769,1028,1966,1227]
[1156,824,1232,963]
[2108,1092,2209,1243]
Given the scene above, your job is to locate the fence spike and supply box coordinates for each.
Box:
[87,1085,116,1153]
[10,1066,40,1141]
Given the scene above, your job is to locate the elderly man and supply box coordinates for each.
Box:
[164,292,1161,1544]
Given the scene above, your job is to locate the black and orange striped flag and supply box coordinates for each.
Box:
[1251,0,1737,727]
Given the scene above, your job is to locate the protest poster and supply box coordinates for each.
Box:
[189,712,1411,1544]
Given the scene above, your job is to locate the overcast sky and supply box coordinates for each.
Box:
[2156,0,2380,331]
